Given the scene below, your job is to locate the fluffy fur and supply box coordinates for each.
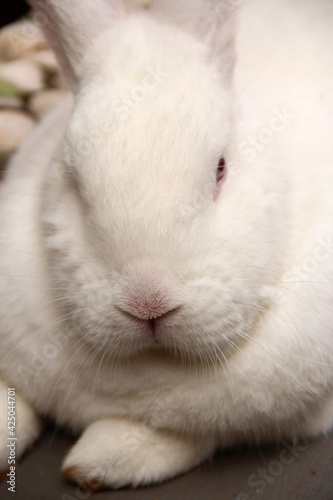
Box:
[0,0,332,489]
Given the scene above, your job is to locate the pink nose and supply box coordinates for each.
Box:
[114,261,183,321]
[123,291,177,320]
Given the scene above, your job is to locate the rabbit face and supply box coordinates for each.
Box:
[40,16,286,361]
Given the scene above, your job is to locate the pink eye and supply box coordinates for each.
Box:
[216,157,226,184]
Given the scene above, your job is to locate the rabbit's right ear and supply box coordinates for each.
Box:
[27,0,125,89]
[151,0,236,84]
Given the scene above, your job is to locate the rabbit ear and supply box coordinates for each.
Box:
[27,0,125,88]
[151,0,236,83]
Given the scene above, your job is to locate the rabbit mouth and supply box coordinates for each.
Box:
[146,318,160,341]
[117,308,179,348]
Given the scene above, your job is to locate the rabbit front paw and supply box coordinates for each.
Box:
[62,418,215,490]
[0,380,41,476]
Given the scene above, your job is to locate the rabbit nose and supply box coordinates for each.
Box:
[114,261,183,321]
[120,292,179,321]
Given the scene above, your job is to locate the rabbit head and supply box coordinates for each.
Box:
[31,0,288,360]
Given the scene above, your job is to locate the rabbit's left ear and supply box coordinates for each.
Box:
[27,0,125,89]
[151,0,236,84]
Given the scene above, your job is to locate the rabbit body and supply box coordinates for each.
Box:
[0,0,332,488]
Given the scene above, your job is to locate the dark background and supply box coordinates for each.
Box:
[0,0,30,29]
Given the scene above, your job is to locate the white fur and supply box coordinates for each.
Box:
[62,418,215,488]
[0,0,332,488]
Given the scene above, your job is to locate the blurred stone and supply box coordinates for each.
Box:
[28,89,68,119]
[28,50,59,75]
[0,19,46,62]
[0,110,35,168]
[51,70,68,90]
[0,95,22,109]
[0,59,44,95]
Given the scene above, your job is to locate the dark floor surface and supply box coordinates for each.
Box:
[0,425,333,500]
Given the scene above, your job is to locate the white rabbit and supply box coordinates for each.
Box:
[0,0,333,490]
